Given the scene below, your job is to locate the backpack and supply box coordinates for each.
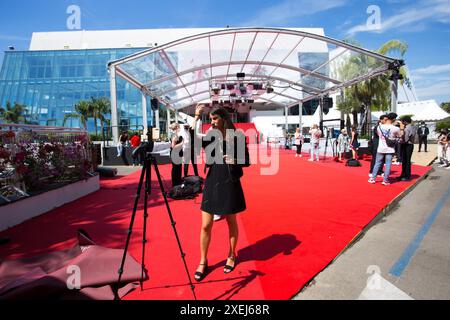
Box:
[168,184,199,200]
[168,176,203,200]
[182,175,204,186]
[345,158,361,167]
[379,127,399,148]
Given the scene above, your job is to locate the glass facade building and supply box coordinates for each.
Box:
[0,47,155,132]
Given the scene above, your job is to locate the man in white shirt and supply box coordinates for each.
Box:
[368,113,404,186]
[309,124,322,161]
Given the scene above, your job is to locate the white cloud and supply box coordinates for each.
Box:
[412,64,450,75]
[345,1,450,36]
[239,0,348,27]
[415,81,450,100]
[0,34,29,41]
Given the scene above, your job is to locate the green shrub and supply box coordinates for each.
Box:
[436,121,450,132]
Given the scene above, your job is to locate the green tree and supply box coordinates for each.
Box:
[0,101,29,124]
[337,39,408,135]
[63,100,92,131]
[91,97,111,139]
[441,102,450,113]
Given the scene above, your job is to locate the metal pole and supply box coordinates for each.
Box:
[299,103,303,132]
[319,97,324,136]
[166,108,171,137]
[284,105,289,132]
[340,91,345,130]
[109,66,119,143]
[155,109,160,130]
[391,77,398,114]
[142,93,148,137]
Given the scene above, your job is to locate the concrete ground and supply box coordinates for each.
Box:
[411,143,438,166]
[294,163,450,300]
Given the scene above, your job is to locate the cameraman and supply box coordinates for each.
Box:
[130,132,142,166]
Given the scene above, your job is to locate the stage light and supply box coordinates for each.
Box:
[226,84,235,90]
[252,83,263,90]
[236,72,245,79]
[239,83,247,95]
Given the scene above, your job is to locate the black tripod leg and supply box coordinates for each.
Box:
[140,157,151,289]
[115,161,147,299]
[150,158,197,301]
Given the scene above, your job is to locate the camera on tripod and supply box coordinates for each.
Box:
[132,127,157,163]
[116,124,197,300]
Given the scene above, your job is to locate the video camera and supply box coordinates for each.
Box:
[132,127,156,160]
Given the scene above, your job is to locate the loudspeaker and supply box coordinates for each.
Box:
[151,98,159,111]
[96,167,118,177]
[322,97,333,115]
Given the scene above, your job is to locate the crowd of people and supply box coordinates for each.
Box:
[287,114,449,184]
[116,131,143,167]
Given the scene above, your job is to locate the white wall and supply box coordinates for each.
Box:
[30,28,327,51]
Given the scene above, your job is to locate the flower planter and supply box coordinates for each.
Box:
[0,175,100,232]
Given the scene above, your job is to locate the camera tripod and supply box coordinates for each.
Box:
[115,151,197,300]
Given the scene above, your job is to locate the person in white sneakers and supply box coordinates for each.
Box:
[294,128,304,157]
[369,113,403,186]
[309,124,322,161]
[438,129,449,168]
[337,128,350,162]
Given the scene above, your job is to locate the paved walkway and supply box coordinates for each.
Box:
[294,164,450,300]
[412,143,438,166]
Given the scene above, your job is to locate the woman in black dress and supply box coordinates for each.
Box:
[191,104,250,281]
[350,126,360,160]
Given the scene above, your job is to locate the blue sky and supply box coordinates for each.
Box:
[0,0,449,104]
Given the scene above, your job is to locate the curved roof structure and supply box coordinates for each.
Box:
[108,27,401,111]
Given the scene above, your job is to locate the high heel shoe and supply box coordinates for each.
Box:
[194,261,208,282]
[224,256,237,274]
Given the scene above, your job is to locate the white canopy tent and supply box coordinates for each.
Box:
[372,100,449,122]
[372,100,449,139]
[108,27,402,142]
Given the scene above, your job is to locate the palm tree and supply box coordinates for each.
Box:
[63,100,92,131]
[91,97,111,139]
[0,101,30,124]
[337,39,409,135]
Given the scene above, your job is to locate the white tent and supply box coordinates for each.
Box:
[372,100,449,140]
[372,100,449,122]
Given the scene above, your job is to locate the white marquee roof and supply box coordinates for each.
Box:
[372,100,449,122]
[108,27,400,111]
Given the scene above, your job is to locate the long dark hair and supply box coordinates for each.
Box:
[210,108,236,134]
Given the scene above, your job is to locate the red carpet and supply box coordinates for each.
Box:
[0,147,431,300]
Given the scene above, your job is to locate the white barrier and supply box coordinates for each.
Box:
[0,175,100,232]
